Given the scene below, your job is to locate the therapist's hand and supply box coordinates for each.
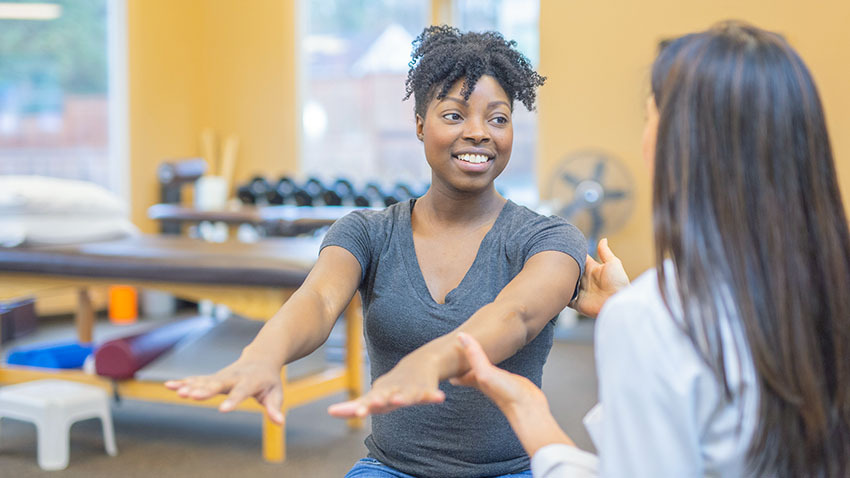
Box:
[451,333,575,455]
[327,356,445,418]
[449,333,546,413]
[164,358,285,425]
[571,238,630,319]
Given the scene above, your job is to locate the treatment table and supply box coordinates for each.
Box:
[0,235,363,462]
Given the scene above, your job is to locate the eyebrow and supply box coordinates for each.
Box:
[441,96,511,109]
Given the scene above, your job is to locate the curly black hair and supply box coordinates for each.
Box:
[403,25,546,119]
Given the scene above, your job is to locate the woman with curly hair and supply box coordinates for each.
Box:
[453,21,850,477]
[167,26,586,477]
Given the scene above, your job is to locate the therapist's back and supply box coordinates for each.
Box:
[642,21,850,476]
[456,21,850,478]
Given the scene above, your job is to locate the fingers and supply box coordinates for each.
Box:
[456,332,494,374]
[328,399,365,418]
[262,387,285,425]
[597,238,619,263]
[167,375,229,400]
[449,370,476,388]
[220,383,255,412]
[328,386,446,419]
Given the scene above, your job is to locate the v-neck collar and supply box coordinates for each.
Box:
[401,198,512,307]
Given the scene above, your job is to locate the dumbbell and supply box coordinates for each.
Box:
[364,182,401,207]
[249,177,272,203]
[302,177,326,201]
[236,176,270,205]
[237,184,256,205]
[267,177,297,205]
[332,179,356,200]
[393,183,416,202]
[322,178,356,206]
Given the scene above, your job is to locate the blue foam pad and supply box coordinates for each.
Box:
[6,341,94,369]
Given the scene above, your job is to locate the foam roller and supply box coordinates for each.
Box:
[94,316,214,380]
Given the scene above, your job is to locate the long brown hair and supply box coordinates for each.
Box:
[651,21,850,476]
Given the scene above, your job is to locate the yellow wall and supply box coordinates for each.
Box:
[128,0,297,232]
[128,1,850,277]
[128,0,204,232]
[199,1,298,190]
[539,0,850,276]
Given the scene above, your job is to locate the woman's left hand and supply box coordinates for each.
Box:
[328,357,446,418]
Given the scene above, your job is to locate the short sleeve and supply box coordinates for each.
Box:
[320,210,374,282]
[522,215,587,278]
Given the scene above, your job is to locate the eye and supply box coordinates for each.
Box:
[491,115,509,125]
[443,112,463,121]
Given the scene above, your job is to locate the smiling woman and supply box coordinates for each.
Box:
[418,75,513,193]
[167,25,586,478]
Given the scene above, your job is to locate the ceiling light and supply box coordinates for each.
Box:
[0,3,62,20]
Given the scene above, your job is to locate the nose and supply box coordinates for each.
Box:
[462,116,490,144]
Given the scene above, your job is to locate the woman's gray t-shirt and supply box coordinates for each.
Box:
[321,199,586,477]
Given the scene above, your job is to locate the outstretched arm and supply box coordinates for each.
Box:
[165,245,361,423]
[328,250,580,418]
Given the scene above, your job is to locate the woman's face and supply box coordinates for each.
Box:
[642,95,659,174]
[416,75,513,194]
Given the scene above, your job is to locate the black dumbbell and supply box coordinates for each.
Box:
[363,183,384,206]
[293,188,313,206]
[353,194,371,207]
[393,183,416,201]
[248,176,272,203]
[237,184,256,205]
[332,179,356,201]
[302,178,326,200]
[267,177,297,205]
[322,189,343,206]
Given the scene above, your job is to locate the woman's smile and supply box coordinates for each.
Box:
[416,74,513,193]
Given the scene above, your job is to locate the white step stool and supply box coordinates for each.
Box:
[0,379,118,470]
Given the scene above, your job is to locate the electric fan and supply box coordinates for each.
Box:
[547,150,635,254]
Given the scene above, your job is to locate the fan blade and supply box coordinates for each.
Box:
[558,198,585,219]
[560,172,582,186]
[589,207,604,243]
[604,190,628,201]
[592,160,606,181]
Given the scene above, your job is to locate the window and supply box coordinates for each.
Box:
[299,0,541,202]
[0,0,126,194]
[454,0,540,202]
[300,0,430,187]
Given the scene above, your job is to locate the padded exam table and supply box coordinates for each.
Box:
[0,235,364,462]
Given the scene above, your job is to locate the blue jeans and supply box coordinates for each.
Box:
[344,457,533,478]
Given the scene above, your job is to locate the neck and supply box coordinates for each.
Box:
[415,183,506,226]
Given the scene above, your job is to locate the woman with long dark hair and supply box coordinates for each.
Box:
[453,21,850,477]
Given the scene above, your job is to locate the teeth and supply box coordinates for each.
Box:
[457,154,489,164]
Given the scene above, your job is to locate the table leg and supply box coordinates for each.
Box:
[76,288,94,343]
[345,294,364,429]
[262,365,287,462]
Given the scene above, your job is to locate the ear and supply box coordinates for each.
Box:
[415,114,424,142]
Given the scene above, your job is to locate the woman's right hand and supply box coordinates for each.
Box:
[164,358,285,424]
[571,238,630,319]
